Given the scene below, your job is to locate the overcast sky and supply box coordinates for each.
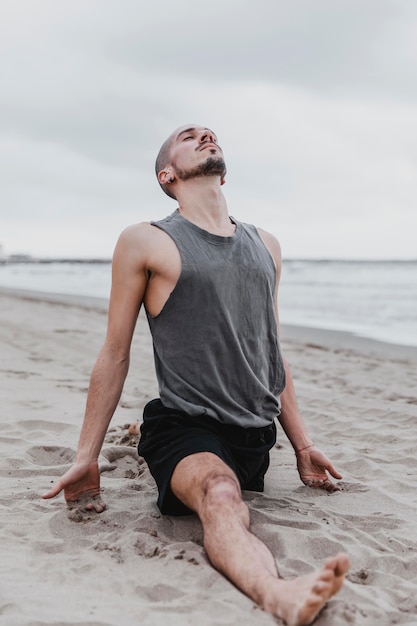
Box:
[1,0,416,259]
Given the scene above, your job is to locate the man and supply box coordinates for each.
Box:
[43,124,349,625]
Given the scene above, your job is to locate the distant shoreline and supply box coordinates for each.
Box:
[1,257,416,265]
[0,258,112,265]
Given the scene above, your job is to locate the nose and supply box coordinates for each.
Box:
[199,129,216,144]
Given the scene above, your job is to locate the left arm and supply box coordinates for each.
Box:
[258,228,342,492]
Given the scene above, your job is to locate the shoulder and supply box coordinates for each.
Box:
[115,221,170,254]
[113,219,179,275]
[111,221,160,269]
[116,221,158,245]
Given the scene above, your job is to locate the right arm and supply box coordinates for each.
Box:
[42,224,151,510]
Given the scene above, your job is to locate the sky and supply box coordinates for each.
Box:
[1,0,416,260]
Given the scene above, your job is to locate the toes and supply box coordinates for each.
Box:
[324,552,349,575]
[325,553,350,577]
[336,553,350,576]
[312,580,330,594]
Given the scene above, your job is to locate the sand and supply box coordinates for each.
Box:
[1,287,416,626]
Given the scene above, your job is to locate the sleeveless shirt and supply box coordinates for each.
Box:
[146,210,286,428]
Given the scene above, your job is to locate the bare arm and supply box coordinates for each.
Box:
[258,228,342,492]
[42,224,151,508]
[74,224,149,463]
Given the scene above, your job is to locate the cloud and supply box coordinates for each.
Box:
[0,0,416,258]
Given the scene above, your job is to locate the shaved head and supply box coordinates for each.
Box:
[155,124,226,200]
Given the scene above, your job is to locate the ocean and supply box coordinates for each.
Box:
[0,260,416,348]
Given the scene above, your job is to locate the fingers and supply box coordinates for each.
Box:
[88,499,106,513]
[326,463,343,480]
[42,480,64,500]
[66,494,106,514]
[322,480,341,492]
[322,462,343,488]
[302,477,342,492]
[301,453,343,489]
[313,453,343,481]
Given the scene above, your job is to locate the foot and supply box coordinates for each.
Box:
[263,553,350,626]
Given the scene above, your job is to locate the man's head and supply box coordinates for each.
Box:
[155,124,227,200]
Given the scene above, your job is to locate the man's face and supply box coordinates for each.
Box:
[169,125,226,182]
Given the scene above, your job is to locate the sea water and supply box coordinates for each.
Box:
[280,260,417,348]
[0,260,416,348]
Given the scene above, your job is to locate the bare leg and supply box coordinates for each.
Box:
[171,452,349,626]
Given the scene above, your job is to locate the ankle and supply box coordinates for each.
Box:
[252,575,286,615]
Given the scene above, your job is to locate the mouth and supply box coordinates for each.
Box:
[198,143,219,152]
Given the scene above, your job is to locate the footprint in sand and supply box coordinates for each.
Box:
[1,445,75,477]
[135,582,186,602]
[26,445,75,466]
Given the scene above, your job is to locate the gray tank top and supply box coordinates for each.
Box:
[146,210,286,427]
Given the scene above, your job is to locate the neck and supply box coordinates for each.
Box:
[175,178,234,235]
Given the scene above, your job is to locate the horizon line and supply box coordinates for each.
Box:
[1,256,416,264]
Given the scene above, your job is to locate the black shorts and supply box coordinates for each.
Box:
[138,398,277,516]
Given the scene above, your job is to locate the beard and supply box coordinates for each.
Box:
[173,155,227,181]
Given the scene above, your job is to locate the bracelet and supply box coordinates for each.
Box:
[295,444,314,454]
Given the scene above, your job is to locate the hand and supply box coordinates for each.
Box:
[42,461,106,512]
[296,446,342,492]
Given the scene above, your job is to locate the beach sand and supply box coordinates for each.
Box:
[1,287,416,626]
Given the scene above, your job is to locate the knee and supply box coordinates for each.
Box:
[204,473,240,501]
[201,474,248,521]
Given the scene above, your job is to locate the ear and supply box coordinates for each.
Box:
[158,168,175,185]
[220,176,226,186]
